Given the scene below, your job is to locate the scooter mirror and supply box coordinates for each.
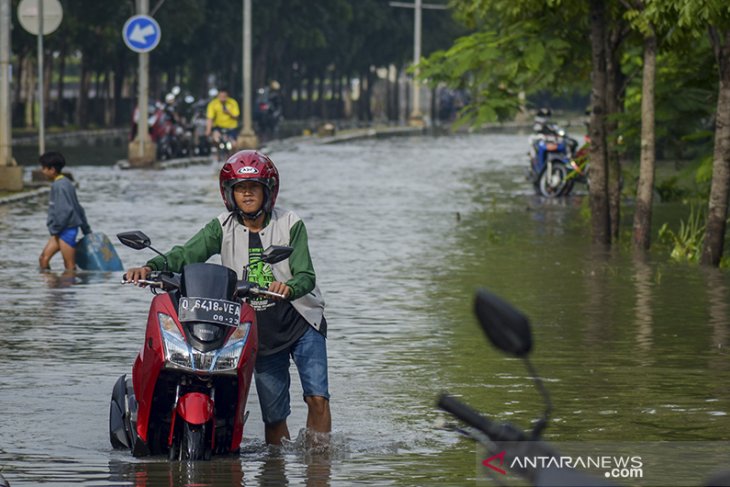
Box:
[261,245,293,265]
[117,231,151,250]
[235,281,252,298]
[474,289,533,357]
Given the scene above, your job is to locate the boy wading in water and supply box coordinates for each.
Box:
[39,152,91,272]
[126,150,331,446]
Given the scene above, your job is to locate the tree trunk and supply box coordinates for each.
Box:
[701,29,730,266]
[588,0,611,245]
[295,77,302,119]
[632,33,657,251]
[43,49,52,126]
[76,57,90,128]
[333,74,342,119]
[22,54,35,128]
[343,73,353,119]
[104,71,114,127]
[318,75,326,119]
[606,23,626,243]
[13,51,25,122]
[306,75,314,119]
[357,72,366,121]
[365,70,374,122]
[395,66,402,124]
[113,48,127,126]
[56,45,66,125]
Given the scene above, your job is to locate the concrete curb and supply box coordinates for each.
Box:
[261,126,425,153]
[12,128,128,146]
[115,155,215,170]
[0,186,50,206]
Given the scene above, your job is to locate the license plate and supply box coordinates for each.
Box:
[178,297,241,326]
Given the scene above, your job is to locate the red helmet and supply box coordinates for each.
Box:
[219,150,279,213]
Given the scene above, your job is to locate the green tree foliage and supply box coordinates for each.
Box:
[419,0,589,124]
[419,23,572,125]
[8,0,463,125]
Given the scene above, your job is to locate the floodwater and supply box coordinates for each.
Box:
[1,133,729,486]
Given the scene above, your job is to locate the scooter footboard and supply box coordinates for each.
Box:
[176,392,214,425]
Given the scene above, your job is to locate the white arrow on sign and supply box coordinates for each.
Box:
[122,15,161,53]
[129,23,156,44]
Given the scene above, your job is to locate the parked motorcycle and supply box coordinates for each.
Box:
[527,121,588,198]
[190,99,212,156]
[109,230,292,460]
[253,87,282,137]
[130,100,192,161]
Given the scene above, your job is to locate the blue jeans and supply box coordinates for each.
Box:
[254,326,329,425]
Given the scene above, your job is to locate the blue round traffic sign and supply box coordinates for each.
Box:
[122,15,161,53]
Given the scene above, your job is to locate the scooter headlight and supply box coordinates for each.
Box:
[158,312,192,369]
[212,322,251,371]
[158,314,251,373]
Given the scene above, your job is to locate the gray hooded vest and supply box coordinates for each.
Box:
[217,208,326,332]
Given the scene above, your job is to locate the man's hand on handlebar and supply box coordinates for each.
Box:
[268,281,291,300]
[125,266,152,285]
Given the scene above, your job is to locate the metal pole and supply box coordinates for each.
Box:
[0,0,12,166]
[411,0,421,119]
[137,0,149,158]
[242,0,252,134]
[37,0,44,155]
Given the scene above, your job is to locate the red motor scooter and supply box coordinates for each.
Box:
[109,231,291,460]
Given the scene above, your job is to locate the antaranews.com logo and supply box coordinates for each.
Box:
[483,451,644,480]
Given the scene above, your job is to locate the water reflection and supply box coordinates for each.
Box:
[41,269,78,289]
[104,449,333,487]
[704,268,730,375]
[108,458,245,487]
[632,252,654,359]
[252,449,332,487]
[582,243,615,348]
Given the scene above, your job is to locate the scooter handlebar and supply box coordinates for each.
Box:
[121,271,180,291]
[234,282,286,300]
[438,393,528,443]
[121,278,162,287]
[250,287,286,299]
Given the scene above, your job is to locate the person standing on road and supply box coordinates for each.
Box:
[38,151,92,271]
[125,150,331,447]
[205,87,240,145]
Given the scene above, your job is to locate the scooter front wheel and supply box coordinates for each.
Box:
[179,421,209,461]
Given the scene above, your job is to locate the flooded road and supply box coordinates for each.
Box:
[1,133,729,486]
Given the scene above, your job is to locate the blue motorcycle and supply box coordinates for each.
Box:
[527,122,587,198]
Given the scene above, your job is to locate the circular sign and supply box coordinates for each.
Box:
[17,0,63,36]
[122,15,161,53]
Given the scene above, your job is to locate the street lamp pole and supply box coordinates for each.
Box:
[36,0,44,154]
[0,0,22,190]
[412,0,422,125]
[137,0,149,158]
[127,0,156,166]
[389,0,447,127]
[0,0,12,166]
[237,0,258,149]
